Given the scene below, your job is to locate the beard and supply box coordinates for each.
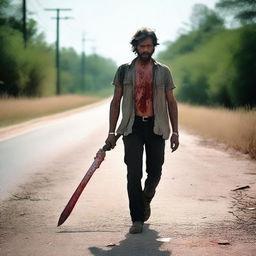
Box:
[137,50,154,62]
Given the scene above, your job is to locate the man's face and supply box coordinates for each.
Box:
[136,37,154,62]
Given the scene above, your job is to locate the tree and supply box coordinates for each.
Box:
[216,0,256,24]
[0,0,9,12]
[228,26,256,107]
[158,4,224,62]
[190,4,224,32]
[0,1,117,97]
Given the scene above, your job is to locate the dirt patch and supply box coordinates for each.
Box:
[230,189,256,236]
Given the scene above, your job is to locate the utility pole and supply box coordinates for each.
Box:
[45,8,72,95]
[81,34,94,92]
[81,33,86,92]
[22,0,27,48]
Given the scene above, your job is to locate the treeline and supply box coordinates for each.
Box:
[60,48,116,94]
[0,0,116,97]
[158,0,256,108]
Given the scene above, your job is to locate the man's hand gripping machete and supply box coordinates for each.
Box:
[57,134,121,227]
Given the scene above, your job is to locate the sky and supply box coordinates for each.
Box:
[23,0,218,65]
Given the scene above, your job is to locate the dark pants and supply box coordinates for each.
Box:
[123,116,165,222]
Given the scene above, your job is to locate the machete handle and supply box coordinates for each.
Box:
[102,134,121,151]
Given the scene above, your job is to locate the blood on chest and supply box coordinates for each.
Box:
[135,62,153,114]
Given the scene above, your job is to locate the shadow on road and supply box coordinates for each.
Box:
[88,224,172,256]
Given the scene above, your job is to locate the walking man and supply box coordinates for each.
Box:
[105,27,179,234]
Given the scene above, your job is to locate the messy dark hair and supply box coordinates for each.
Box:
[130,27,159,53]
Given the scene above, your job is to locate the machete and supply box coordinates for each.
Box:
[57,134,120,227]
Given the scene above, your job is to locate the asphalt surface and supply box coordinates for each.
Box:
[0,102,108,200]
[0,100,255,256]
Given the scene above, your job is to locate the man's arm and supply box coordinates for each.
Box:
[105,86,123,148]
[166,89,179,152]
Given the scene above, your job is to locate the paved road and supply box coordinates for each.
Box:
[0,100,255,255]
[0,102,109,200]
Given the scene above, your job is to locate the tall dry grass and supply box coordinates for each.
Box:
[179,104,256,159]
[0,95,100,127]
[1,97,255,158]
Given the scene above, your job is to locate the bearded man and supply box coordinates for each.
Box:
[105,27,179,234]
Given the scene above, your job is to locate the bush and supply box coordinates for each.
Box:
[158,27,255,108]
[0,26,55,97]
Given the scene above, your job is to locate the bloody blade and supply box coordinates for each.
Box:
[57,135,120,227]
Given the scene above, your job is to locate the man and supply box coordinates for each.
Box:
[105,27,179,234]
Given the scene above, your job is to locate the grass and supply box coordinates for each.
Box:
[179,104,256,159]
[85,87,113,98]
[0,94,101,127]
[1,95,255,159]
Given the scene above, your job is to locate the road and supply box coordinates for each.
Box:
[0,101,109,200]
[0,100,255,256]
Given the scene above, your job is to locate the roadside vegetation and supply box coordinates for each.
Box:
[0,0,255,158]
[1,95,255,158]
[0,0,116,97]
[157,0,256,158]
[0,95,101,127]
[158,0,256,109]
[179,104,256,159]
